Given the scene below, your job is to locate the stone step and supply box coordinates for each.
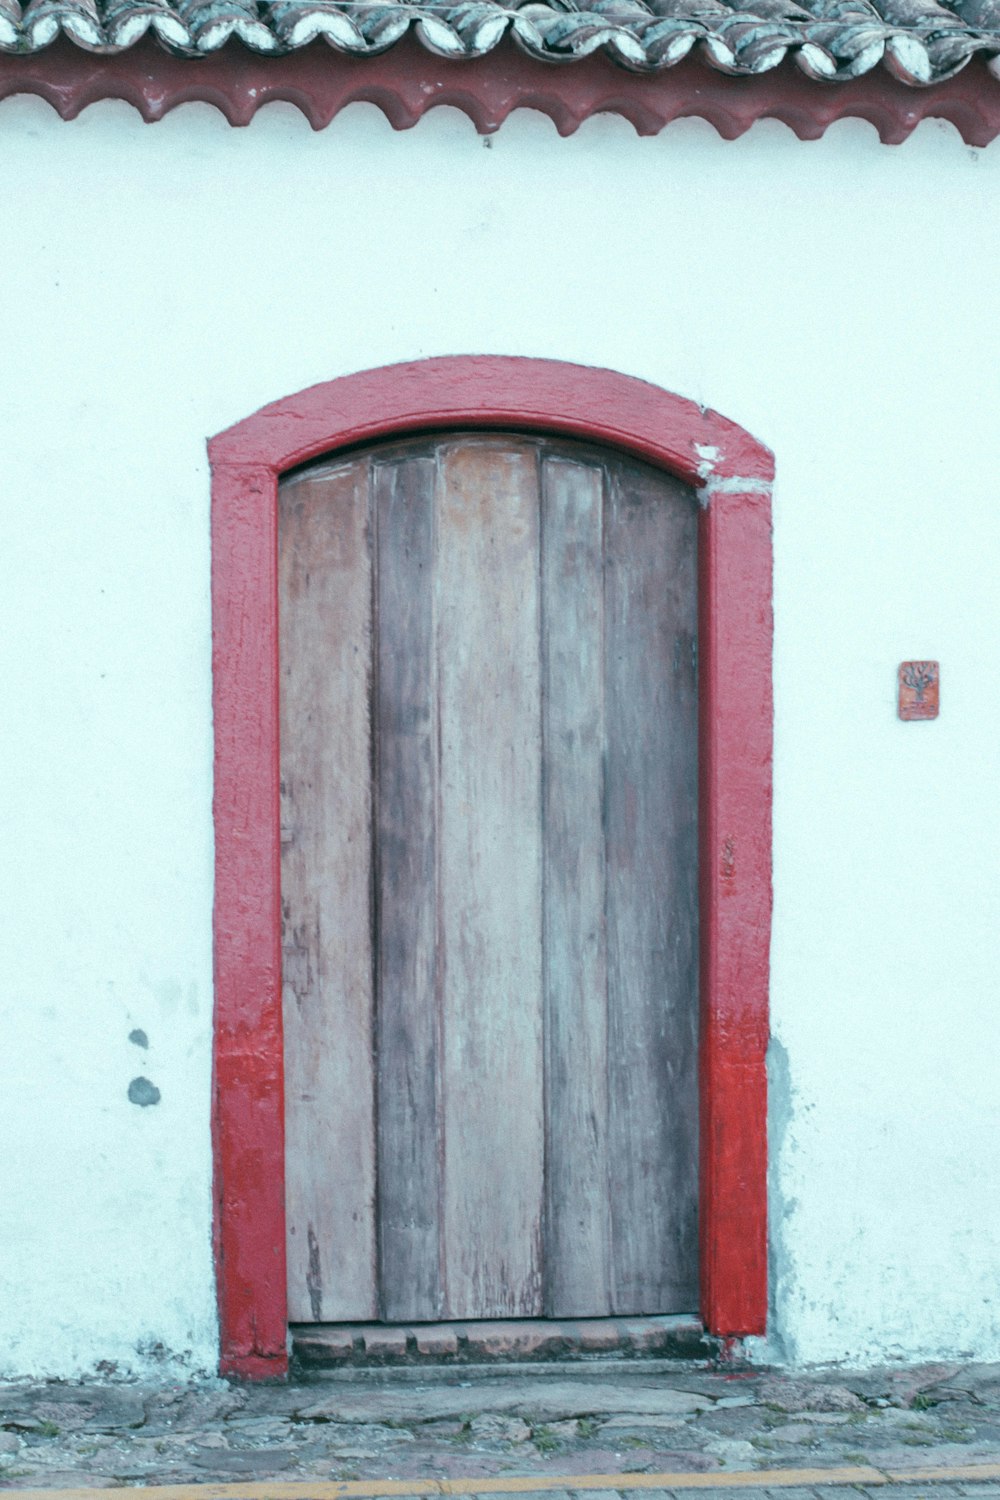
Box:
[291,1314,712,1370]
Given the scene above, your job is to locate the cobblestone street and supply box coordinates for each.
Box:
[1,1360,1000,1495]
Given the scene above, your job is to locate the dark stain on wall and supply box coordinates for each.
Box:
[128,1076,161,1107]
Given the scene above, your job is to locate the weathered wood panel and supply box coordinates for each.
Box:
[437,439,545,1319]
[604,454,700,1314]
[540,453,611,1318]
[281,434,699,1328]
[374,453,443,1323]
[279,458,378,1324]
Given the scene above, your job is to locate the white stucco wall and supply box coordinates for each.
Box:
[1,93,999,1377]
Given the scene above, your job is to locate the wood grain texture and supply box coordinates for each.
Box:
[279,458,378,1324]
[604,454,700,1315]
[540,453,611,1318]
[374,453,443,1322]
[437,439,545,1319]
[280,434,700,1329]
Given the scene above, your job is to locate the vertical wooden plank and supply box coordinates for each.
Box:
[437,439,545,1319]
[540,453,611,1318]
[374,450,442,1323]
[604,454,700,1315]
[279,458,378,1324]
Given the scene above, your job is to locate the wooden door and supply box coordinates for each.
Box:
[279,433,699,1324]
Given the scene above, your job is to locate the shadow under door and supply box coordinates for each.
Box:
[279,432,699,1324]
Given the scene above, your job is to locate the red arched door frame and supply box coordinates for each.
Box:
[209,356,773,1379]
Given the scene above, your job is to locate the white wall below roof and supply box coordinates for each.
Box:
[0,95,999,1376]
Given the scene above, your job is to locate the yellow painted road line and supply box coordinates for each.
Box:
[4,1464,1000,1500]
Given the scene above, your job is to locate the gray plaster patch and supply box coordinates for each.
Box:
[766,1033,797,1364]
[128,1076,161,1107]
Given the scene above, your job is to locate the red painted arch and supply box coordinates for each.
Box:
[209,355,773,1379]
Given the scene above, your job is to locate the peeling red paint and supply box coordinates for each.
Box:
[211,356,773,1377]
[698,484,772,1338]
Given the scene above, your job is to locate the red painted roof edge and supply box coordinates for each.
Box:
[2,34,999,143]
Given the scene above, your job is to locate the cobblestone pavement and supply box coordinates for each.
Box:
[1,1359,999,1491]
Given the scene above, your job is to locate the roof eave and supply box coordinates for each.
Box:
[2,31,998,142]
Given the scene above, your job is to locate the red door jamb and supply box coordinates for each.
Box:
[209,355,774,1378]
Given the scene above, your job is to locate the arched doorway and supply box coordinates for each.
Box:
[209,357,773,1378]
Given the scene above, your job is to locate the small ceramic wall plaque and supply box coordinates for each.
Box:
[898,661,939,720]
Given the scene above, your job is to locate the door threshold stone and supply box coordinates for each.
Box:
[291,1315,714,1372]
